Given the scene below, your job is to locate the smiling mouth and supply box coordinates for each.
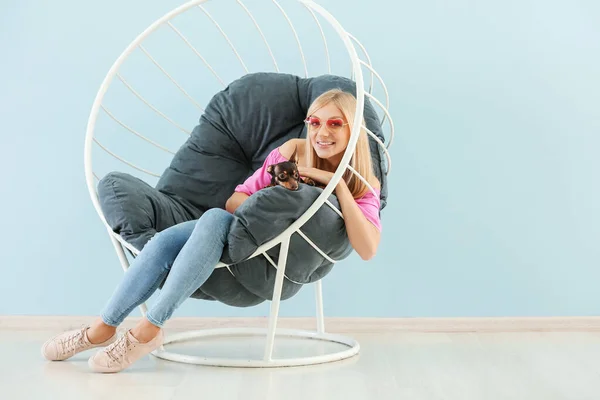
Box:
[317,141,335,146]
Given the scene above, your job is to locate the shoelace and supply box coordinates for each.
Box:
[105,333,133,364]
[59,326,86,356]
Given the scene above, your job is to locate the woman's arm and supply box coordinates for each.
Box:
[225,192,249,214]
[297,166,381,260]
[334,180,381,260]
[226,146,284,213]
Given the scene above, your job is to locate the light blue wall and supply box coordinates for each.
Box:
[1,0,599,318]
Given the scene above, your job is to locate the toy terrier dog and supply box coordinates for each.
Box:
[266,147,317,191]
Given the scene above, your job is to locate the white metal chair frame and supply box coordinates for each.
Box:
[84,0,394,368]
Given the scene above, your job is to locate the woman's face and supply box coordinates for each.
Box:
[306,103,351,165]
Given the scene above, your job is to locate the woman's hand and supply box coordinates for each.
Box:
[225,192,249,213]
[297,166,336,188]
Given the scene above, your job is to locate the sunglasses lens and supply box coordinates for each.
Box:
[327,118,345,128]
[305,117,321,130]
[305,117,345,131]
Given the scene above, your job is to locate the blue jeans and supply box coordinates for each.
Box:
[100,208,233,328]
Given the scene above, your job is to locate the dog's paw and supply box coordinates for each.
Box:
[302,177,317,186]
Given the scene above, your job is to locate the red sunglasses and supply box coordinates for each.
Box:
[304,116,349,131]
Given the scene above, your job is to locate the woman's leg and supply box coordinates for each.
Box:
[86,219,197,344]
[88,208,233,373]
[127,208,233,343]
[98,219,198,326]
[144,208,233,328]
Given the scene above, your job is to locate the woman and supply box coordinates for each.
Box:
[41,89,382,373]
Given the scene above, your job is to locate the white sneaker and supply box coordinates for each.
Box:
[42,326,117,361]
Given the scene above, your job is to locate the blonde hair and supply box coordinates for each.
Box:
[305,89,376,199]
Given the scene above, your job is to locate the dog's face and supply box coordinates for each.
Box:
[267,161,300,190]
[266,147,301,191]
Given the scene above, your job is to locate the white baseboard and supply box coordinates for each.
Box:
[1,316,600,332]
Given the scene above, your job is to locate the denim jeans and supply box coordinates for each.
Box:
[100,208,234,328]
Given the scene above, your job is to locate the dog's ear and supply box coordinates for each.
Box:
[266,165,274,175]
[290,146,298,164]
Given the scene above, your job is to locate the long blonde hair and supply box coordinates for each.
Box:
[305,89,376,199]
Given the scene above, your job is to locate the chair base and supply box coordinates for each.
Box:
[150,327,360,368]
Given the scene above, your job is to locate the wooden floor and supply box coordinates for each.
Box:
[2,328,600,399]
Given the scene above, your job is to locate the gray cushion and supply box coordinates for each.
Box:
[97,172,202,251]
[98,72,387,306]
[219,184,354,302]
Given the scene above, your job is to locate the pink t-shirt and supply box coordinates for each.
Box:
[234,147,382,231]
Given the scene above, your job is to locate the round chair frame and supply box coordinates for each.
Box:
[84,0,394,368]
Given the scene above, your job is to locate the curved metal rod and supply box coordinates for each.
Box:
[315,280,325,333]
[152,327,359,367]
[167,21,226,87]
[262,252,303,285]
[218,250,303,285]
[365,92,395,149]
[138,45,204,112]
[302,4,330,74]
[347,33,373,93]
[325,199,343,218]
[116,73,191,135]
[347,165,377,197]
[236,0,279,72]
[363,125,392,174]
[297,229,336,264]
[263,235,290,360]
[101,106,176,154]
[272,0,308,77]
[93,138,161,178]
[197,5,249,73]
[108,228,141,257]
[358,60,390,127]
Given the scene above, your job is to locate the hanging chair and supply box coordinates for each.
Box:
[84,0,394,368]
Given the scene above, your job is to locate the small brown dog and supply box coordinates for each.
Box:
[266,147,317,191]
